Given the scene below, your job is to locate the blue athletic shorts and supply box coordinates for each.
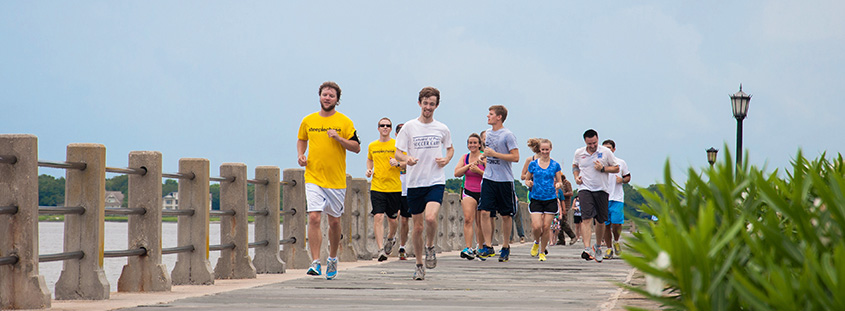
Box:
[605,200,625,225]
[406,185,445,215]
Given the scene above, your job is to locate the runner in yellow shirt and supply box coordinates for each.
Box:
[365,117,403,261]
[296,81,360,280]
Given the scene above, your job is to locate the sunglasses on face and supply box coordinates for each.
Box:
[379,124,392,128]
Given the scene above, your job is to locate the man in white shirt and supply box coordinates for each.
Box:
[572,129,619,263]
[601,139,630,259]
[395,87,454,280]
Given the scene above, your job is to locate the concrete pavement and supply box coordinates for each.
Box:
[108,241,661,311]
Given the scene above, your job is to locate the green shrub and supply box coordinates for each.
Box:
[624,150,844,310]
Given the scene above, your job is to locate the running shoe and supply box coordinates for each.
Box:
[477,246,489,261]
[460,247,475,260]
[581,248,594,261]
[378,250,388,262]
[613,241,621,256]
[603,248,613,260]
[483,246,496,258]
[306,260,321,276]
[538,253,547,262]
[530,242,540,257]
[593,245,603,263]
[414,264,425,280]
[326,258,338,280]
[398,247,407,260]
[498,247,510,262]
[425,246,437,269]
[384,238,395,255]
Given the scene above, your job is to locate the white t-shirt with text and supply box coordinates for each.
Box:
[394,118,452,188]
[607,157,629,202]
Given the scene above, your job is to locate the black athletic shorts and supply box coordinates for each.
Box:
[399,195,411,218]
[573,215,582,224]
[478,180,517,217]
[406,185,445,215]
[463,188,481,202]
[370,190,403,219]
[529,198,558,214]
[578,190,609,224]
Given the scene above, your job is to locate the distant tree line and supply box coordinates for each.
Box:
[37,174,279,210]
[38,175,658,217]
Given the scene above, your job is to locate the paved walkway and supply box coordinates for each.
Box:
[51,241,662,311]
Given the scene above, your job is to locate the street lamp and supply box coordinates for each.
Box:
[706,147,718,167]
[730,84,751,166]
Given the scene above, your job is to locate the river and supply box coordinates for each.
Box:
[37,221,259,297]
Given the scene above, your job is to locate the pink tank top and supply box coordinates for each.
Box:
[463,153,484,192]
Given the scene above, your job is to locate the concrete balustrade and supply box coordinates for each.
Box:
[0,134,52,309]
[252,166,285,273]
[1,135,523,309]
[171,159,215,285]
[55,143,110,300]
[281,169,310,269]
[117,151,171,292]
[214,163,257,279]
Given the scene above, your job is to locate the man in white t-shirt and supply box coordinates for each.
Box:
[601,139,630,259]
[572,129,619,263]
[395,86,454,280]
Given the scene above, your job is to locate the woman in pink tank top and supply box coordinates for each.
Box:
[454,133,485,259]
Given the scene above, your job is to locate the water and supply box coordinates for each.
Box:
[38,221,260,297]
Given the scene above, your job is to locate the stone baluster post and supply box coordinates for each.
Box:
[336,176,360,262]
[281,169,310,269]
[252,166,285,273]
[446,193,462,250]
[351,178,371,260]
[55,143,109,300]
[492,213,502,247]
[117,151,170,292]
[0,134,51,309]
[214,163,257,279]
[171,158,214,285]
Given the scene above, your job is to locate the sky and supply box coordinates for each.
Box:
[2,1,844,188]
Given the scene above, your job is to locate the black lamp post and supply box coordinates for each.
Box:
[706,147,718,167]
[730,84,751,166]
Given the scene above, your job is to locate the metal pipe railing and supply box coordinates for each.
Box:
[162,172,195,180]
[0,255,19,266]
[210,210,235,217]
[0,155,17,164]
[161,209,195,216]
[161,245,194,255]
[39,251,84,263]
[248,240,269,248]
[38,206,85,215]
[279,237,296,245]
[0,206,18,215]
[103,248,147,258]
[105,166,147,175]
[247,210,269,217]
[209,243,235,251]
[105,208,146,216]
[38,160,86,171]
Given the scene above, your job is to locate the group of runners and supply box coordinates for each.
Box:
[297,81,631,281]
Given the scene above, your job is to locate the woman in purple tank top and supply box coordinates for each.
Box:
[454,133,485,260]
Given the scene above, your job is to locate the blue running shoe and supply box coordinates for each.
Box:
[306,260,321,276]
[498,247,510,262]
[460,247,475,260]
[477,246,489,261]
[326,258,338,279]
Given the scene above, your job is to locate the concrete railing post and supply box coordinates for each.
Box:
[55,143,109,300]
[336,176,360,262]
[351,179,371,260]
[171,158,214,285]
[446,193,462,250]
[435,192,448,252]
[492,213,502,247]
[0,134,51,309]
[214,163,257,279]
[281,169,309,269]
[518,202,530,243]
[117,151,171,292]
[252,166,285,273]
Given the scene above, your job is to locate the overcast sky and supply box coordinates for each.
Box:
[3,1,843,188]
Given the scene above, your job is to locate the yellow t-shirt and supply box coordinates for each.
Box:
[297,112,358,189]
[367,139,401,192]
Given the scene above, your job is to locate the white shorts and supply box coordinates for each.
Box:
[305,183,346,217]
